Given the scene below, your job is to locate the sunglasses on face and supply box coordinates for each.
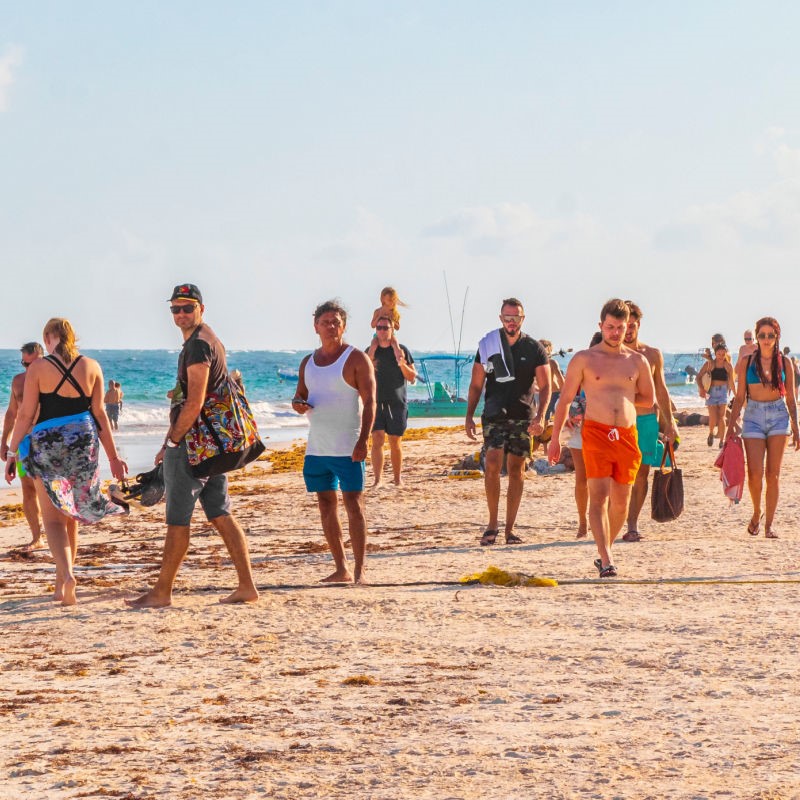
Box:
[170,304,198,315]
[21,360,34,367]
[375,325,391,331]
[501,315,523,323]
[758,332,776,340]
[744,337,753,342]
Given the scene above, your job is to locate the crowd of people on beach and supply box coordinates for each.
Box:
[3,283,798,605]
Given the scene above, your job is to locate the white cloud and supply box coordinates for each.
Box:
[0,45,24,112]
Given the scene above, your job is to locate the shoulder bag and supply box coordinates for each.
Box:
[651,441,684,522]
[184,375,266,478]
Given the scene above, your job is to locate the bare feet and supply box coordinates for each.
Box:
[371,480,383,489]
[392,478,403,486]
[765,528,779,539]
[125,590,173,609]
[576,527,588,539]
[61,577,77,606]
[321,568,353,583]
[53,580,63,602]
[219,587,260,604]
[22,538,46,552]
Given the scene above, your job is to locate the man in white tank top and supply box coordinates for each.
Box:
[293,300,376,584]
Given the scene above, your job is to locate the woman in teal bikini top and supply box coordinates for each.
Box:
[726,316,799,540]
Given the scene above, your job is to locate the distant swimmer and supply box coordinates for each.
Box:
[366,315,416,487]
[549,299,655,578]
[1,342,45,551]
[104,379,122,431]
[621,301,678,542]
[294,300,376,584]
[126,284,259,608]
[466,297,550,546]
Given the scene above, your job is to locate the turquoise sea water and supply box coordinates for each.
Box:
[0,348,706,473]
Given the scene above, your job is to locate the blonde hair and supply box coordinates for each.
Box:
[43,318,79,364]
[380,287,407,309]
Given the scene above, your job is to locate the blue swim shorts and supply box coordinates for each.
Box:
[636,413,661,468]
[742,398,790,440]
[303,455,366,493]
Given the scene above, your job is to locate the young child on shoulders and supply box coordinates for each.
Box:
[371,287,405,331]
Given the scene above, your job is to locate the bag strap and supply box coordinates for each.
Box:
[46,354,86,398]
[659,440,678,471]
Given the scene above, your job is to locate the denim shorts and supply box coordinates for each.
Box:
[706,384,729,407]
[742,398,790,439]
[163,441,231,526]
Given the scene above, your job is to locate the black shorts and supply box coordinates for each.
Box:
[373,402,408,437]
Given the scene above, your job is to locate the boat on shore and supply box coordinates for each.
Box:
[664,351,704,386]
[407,354,481,418]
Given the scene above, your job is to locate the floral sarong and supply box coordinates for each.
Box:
[18,411,124,524]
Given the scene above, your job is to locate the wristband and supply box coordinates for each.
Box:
[166,438,179,448]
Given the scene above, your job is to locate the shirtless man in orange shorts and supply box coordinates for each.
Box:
[548,299,655,577]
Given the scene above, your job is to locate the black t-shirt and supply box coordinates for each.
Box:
[475,333,548,421]
[368,343,414,404]
[171,323,228,424]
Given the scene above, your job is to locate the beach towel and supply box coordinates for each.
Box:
[478,329,515,383]
[18,411,126,524]
[714,435,745,504]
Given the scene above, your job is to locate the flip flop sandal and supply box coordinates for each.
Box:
[622,530,642,542]
[765,529,779,539]
[599,564,618,578]
[504,533,523,545]
[480,529,499,546]
[593,558,603,572]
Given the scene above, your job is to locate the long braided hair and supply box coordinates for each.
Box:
[752,316,785,396]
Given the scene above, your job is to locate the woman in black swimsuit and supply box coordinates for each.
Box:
[5,318,128,605]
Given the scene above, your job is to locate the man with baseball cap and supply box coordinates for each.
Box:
[126,283,259,607]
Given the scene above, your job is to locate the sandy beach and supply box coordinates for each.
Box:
[2,421,800,799]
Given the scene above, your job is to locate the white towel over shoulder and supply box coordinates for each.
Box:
[478,329,514,383]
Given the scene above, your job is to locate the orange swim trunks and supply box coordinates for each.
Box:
[581,419,641,485]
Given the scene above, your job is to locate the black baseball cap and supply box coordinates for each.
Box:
[169,283,203,303]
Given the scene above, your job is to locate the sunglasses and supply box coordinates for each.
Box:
[744,337,753,342]
[501,315,523,323]
[375,325,391,331]
[170,304,198,315]
[757,332,777,340]
[20,359,34,367]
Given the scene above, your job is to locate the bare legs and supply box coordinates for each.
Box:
[34,479,78,605]
[588,477,633,569]
[708,405,725,444]
[483,449,526,541]
[315,490,367,584]
[20,475,44,551]
[371,431,386,487]
[125,514,259,608]
[743,436,786,538]
[625,464,651,540]
[371,431,404,487]
[570,448,588,538]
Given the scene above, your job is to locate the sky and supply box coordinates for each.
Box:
[2,1,800,354]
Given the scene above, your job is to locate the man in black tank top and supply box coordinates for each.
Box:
[126,284,259,608]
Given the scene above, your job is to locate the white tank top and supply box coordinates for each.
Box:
[305,345,362,457]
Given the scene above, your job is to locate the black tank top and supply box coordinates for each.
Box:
[710,366,728,382]
[37,356,93,423]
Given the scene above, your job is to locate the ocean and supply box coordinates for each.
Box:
[0,348,706,474]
